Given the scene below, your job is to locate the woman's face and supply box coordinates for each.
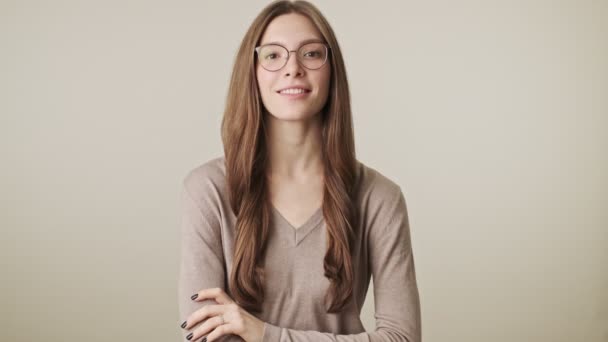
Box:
[256,13,331,122]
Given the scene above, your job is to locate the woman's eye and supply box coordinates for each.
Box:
[304,51,319,58]
[265,54,277,59]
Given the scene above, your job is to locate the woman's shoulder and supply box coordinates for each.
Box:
[181,155,227,205]
[355,159,404,212]
[182,155,225,184]
[356,160,402,196]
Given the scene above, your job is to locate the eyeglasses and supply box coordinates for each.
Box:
[255,42,330,72]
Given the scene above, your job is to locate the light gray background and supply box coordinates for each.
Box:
[1,1,606,341]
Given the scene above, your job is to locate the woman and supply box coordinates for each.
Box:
[178,1,421,341]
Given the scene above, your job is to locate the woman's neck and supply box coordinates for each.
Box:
[265,112,324,180]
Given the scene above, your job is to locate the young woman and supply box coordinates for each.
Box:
[178,1,421,341]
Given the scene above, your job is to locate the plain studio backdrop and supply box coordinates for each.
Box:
[1,0,606,341]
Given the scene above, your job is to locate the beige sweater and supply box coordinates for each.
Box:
[178,156,421,341]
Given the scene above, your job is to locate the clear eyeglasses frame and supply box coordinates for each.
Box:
[254,42,331,72]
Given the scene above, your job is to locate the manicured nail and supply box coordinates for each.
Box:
[191,294,198,300]
[186,332,193,340]
[180,321,187,329]
[202,337,207,342]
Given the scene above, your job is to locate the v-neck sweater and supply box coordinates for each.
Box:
[178,156,421,342]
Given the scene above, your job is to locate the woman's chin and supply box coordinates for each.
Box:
[266,110,318,122]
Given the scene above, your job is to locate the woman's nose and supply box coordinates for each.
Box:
[283,52,304,76]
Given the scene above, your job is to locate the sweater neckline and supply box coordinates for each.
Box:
[270,205,324,246]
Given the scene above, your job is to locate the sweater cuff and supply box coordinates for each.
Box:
[262,322,281,341]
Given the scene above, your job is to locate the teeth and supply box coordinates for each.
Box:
[280,88,307,94]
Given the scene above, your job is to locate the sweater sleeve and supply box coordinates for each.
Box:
[261,187,421,342]
[177,179,244,342]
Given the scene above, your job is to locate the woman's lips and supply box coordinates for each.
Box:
[278,92,310,99]
[276,88,311,100]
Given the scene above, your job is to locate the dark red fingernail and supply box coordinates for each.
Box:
[186,332,193,340]
[202,337,207,342]
[191,294,198,300]
[180,321,187,329]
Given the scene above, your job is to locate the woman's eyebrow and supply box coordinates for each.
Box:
[261,38,324,46]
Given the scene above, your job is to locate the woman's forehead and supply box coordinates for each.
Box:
[259,13,323,47]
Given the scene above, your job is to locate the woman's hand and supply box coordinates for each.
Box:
[180,287,265,342]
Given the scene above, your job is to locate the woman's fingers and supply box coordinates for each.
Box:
[192,287,234,305]
[184,304,224,329]
[182,287,239,340]
[180,299,255,342]
[189,315,225,341]
[205,320,238,342]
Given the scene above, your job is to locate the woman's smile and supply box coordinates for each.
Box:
[277,87,312,100]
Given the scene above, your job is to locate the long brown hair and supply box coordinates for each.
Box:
[221,0,358,313]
